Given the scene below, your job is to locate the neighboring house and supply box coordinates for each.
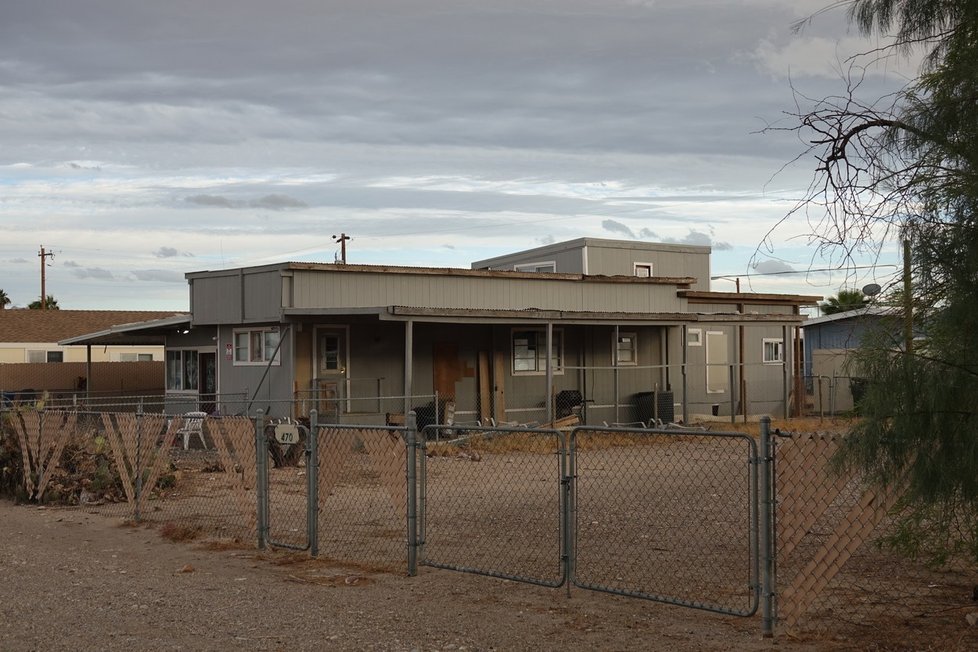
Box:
[66,238,819,422]
[802,306,895,414]
[0,309,177,363]
[0,309,181,397]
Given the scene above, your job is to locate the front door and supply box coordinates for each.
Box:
[199,351,217,413]
[315,327,348,419]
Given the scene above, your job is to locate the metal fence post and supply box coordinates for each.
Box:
[255,408,268,550]
[563,428,575,597]
[308,409,319,557]
[759,416,776,637]
[406,410,418,576]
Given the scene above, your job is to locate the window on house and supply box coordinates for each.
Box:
[634,263,653,278]
[321,333,340,372]
[233,328,280,365]
[763,338,785,364]
[615,332,637,365]
[514,261,557,273]
[166,350,199,391]
[27,350,63,363]
[512,329,563,374]
[119,353,154,362]
[687,328,702,346]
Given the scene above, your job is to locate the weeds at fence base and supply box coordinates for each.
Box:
[159,522,203,542]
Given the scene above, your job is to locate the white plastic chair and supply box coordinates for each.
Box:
[177,411,208,450]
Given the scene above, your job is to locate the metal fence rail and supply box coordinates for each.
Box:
[419,425,566,587]
[570,426,760,617]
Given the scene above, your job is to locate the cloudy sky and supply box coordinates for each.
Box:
[1,0,915,311]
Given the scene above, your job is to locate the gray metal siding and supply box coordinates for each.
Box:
[587,244,710,288]
[191,269,283,325]
[214,323,295,417]
[290,270,686,313]
[191,274,242,325]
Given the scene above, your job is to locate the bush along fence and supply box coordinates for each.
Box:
[0,406,920,638]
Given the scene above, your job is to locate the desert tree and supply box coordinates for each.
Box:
[769,0,978,562]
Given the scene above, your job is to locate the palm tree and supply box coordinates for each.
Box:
[819,289,868,315]
[0,288,9,309]
[28,295,59,310]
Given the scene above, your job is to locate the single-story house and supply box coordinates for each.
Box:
[802,306,896,413]
[0,309,180,400]
[65,238,820,423]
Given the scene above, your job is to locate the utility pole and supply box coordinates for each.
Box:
[38,245,55,310]
[903,238,913,355]
[332,233,350,264]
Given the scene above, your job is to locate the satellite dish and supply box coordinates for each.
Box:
[862,283,882,297]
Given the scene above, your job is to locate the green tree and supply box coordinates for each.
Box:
[819,288,869,315]
[28,295,59,310]
[0,289,9,309]
[780,1,978,563]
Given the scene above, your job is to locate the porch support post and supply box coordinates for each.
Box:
[404,320,414,419]
[613,324,620,424]
[782,324,790,419]
[681,325,689,424]
[546,322,554,425]
[661,327,670,391]
[85,344,92,401]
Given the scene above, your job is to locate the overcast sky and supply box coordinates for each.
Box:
[0,0,916,311]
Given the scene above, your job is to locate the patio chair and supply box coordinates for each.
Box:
[176,411,208,450]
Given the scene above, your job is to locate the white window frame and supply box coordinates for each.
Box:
[512,328,564,376]
[119,352,154,362]
[762,338,785,365]
[514,260,557,273]
[706,330,729,395]
[614,331,638,366]
[633,262,654,277]
[687,328,702,346]
[232,327,281,366]
[26,349,63,363]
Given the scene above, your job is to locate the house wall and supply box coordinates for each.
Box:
[811,349,858,413]
[586,242,710,289]
[205,323,295,417]
[802,316,891,379]
[288,269,687,314]
[0,344,163,363]
[190,267,283,325]
[470,238,711,289]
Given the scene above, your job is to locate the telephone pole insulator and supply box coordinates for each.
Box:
[332,233,350,264]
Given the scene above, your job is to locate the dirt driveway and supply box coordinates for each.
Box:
[3,502,977,651]
[0,500,787,651]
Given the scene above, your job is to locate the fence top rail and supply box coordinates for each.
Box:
[572,424,758,443]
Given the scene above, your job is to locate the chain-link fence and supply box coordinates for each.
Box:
[5,403,960,640]
[771,431,933,638]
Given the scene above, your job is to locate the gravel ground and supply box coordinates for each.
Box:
[0,501,794,652]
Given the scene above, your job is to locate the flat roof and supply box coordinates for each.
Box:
[58,314,191,346]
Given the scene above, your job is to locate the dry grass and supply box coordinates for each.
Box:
[158,522,203,542]
[423,417,858,456]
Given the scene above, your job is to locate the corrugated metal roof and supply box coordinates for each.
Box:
[0,309,185,344]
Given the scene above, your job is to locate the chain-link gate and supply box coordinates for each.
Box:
[415,421,774,631]
[256,412,318,552]
[570,426,760,617]
[419,425,567,587]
